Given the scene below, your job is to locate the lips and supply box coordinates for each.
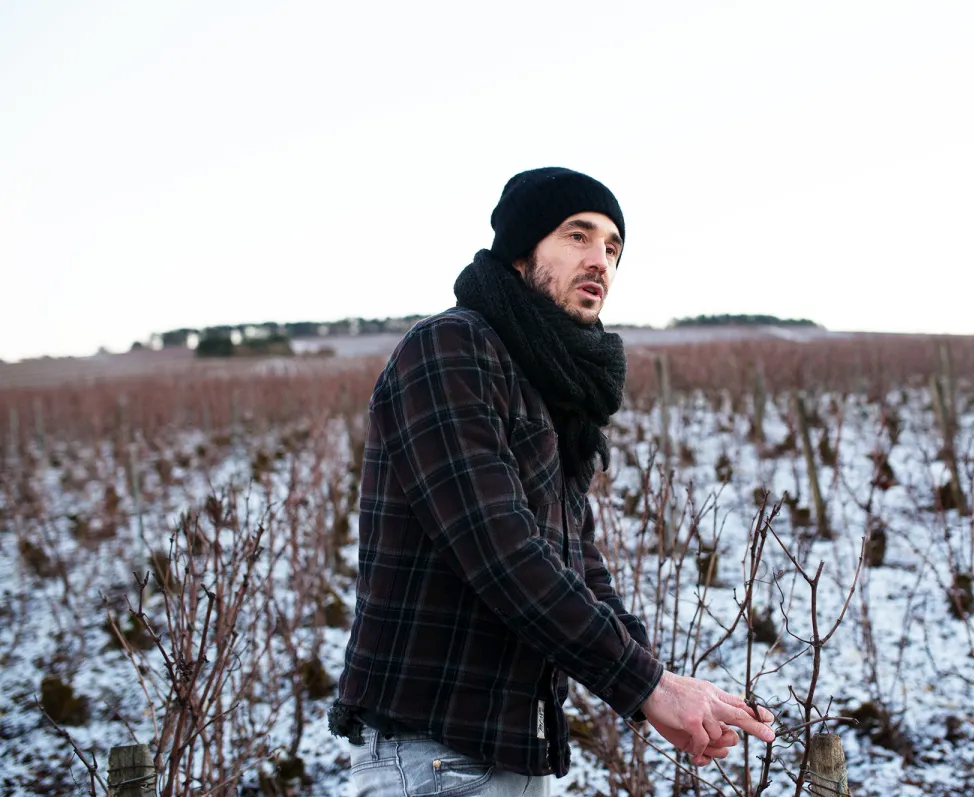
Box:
[577,282,605,300]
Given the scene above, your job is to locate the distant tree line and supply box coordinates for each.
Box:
[135,312,822,358]
[142,316,429,354]
[668,313,821,328]
[195,332,295,359]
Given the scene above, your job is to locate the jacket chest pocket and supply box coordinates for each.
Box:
[509,417,561,510]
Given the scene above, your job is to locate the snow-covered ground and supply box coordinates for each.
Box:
[1,383,972,796]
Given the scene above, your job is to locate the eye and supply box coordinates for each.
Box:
[570,232,585,242]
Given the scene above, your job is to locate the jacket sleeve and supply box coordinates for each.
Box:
[579,499,653,723]
[580,500,651,650]
[370,315,663,719]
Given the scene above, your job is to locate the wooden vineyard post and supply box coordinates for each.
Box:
[931,374,968,515]
[231,388,241,446]
[127,437,147,566]
[938,341,957,436]
[654,354,672,467]
[793,390,829,538]
[116,393,130,449]
[6,405,18,467]
[751,361,766,445]
[108,744,155,797]
[33,397,46,458]
[808,733,851,797]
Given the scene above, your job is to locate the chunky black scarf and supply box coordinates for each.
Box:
[454,249,627,491]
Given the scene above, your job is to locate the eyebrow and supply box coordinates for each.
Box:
[562,218,624,250]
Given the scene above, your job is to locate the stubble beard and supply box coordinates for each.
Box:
[521,255,600,325]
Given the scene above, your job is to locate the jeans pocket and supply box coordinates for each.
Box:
[432,757,494,795]
[398,738,494,797]
[348,728,386,772]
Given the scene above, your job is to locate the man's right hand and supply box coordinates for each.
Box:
[640,671,776,766]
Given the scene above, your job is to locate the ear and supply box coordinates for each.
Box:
[510,257,528,279]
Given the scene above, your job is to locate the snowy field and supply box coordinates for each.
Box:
[0,341,972,796]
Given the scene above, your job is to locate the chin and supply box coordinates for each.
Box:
[575,303,602,325]
[567,307,600,326]
[559,294,602,325]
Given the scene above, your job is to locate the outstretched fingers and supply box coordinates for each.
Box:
[719,692,775,724]
[718,698,775,742]
[747,703,775,724]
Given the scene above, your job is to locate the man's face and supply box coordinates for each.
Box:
[511,212,621,326]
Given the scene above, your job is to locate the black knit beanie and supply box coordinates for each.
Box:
[489,167,626,265]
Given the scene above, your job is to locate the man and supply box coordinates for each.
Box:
[328,167,775,796]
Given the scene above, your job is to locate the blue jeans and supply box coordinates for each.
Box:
[348,725,552,797]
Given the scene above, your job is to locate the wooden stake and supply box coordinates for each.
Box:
[808,733,850,797]
[33,397,45,456]
[6,405,18,466]
[938,341,957,437]
[793,390,829,537]
[231,388,241,445]
[128,440,146,558]
[752,361,766,444]
[654,354,672,466]
[108,744,155,797]
[931,375,968,515]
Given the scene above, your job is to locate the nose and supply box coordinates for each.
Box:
[584,242,611,273]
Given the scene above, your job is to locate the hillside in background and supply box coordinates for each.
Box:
[144,316,429,353]
[669,313,821,328]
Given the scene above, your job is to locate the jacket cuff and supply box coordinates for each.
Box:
[591,639,664,720]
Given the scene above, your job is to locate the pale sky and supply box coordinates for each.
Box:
[2,1,972,362]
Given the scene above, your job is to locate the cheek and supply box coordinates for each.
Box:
[560,273,579,298]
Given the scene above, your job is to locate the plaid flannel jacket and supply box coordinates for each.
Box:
[333,307,663,777]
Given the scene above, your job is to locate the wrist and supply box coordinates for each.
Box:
[641,669,671,718]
